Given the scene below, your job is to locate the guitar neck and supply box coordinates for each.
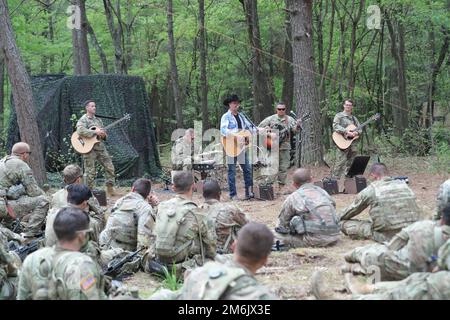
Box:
[103,116,128,131]
[355,117,375,131]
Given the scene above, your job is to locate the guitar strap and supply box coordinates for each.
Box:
[284,116,290,141]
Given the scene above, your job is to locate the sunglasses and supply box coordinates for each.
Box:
[277,108,286,111]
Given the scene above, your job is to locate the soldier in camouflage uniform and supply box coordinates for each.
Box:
[0,227,22,300]
[100,178,155,252]
[434,179,450,220]
[341,206,450,281]
[150,222,278,300]
[0,142,49,238]
[259,102,301,194]
[200,179,249,254]
[18,207,107,300]
[45,165,105,247]
[331,99,361,179]
[171,128,197,171]
[76,100,116,195]
[339,163,420,243]
[148,171,216,275]
[274,168,340,248]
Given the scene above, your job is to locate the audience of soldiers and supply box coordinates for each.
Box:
[0,142,449,301]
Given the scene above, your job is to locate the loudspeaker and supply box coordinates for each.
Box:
[344,175,367,194]
[314,178,339,195]
[92,189,107,206]
[254,184,274,200]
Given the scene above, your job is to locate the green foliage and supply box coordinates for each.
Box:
[154,263,183,292]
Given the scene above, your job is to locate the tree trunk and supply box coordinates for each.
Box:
[71,0,91,75]
[385,11,408,135]
[0,54,4,137]
[86,23,109,73]
[291,0,323,166]
[103,0,127,74]
[281,0,294,111]
[0,0,47,184]
[198,0,209,130]
[346,0,365,98]
[166,0,183,128]
[241,0,273,123]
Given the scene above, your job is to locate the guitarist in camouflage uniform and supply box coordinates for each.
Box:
[331,99,361,180]
[259,102,301,195]
[76,100,116,196]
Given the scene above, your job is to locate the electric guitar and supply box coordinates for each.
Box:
[71,113,131,154]
[332,113,380,150]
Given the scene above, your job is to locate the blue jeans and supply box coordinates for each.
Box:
[227,152,253,197]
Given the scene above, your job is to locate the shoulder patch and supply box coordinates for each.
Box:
[80,274,96,291]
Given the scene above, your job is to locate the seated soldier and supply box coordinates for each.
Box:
[46,184,103,246]
[18,207,107,300]
[171,128,196,171]
[434,179,450,220]
[342,202,450,281]
[339,163,420,243]
[274,168,340,248]
[45,164,105,246]
[0,227,22,300]
[99,178,156,252]
[148,171,216,275]
[200,179,249,254]
[150,222,278,300]
[312,229,450,300]
[0,142,49,238]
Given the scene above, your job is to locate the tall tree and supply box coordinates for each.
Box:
[198,0,209,130]
[281,0,294,111]
[71,0,91,75]
[240,0,273,123]
[0,0,47,184]
[0,54,4,138]
[103,0,127,74]
[167,0,183,127]
[291,0,323,165]
[385,8,409,135]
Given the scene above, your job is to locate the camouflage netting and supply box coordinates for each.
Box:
[7,74,161,186]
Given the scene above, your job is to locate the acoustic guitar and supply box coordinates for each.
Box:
[332,113,380,150]
[71,113,131,154]
[221,130,252,158]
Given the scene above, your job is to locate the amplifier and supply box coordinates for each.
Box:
[344,175,367,194]
[314,178,339,195]
[254,184,274,201]
[92,189,107,206]
[193,163,215,171]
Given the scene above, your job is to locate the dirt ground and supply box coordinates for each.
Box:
[104,157,447,299]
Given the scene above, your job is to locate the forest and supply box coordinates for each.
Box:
[0,0,449,181]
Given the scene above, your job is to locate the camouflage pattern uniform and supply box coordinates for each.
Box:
[99,192,155,251]
[258,114,299,186]
[274,183,340,248]
[177,259,278,300]
[17,245,107,300]
[45,188,105,246]
[200,199,249,254]
[339,177,420,243]
[171,137,198,171]
[76,114,115,189]
[434,179,450,220]
[0,227,21,300]
[331,112,361,179]
[345,220,450,281]
[152,195,216,272]
[354,239,450,300]
[0,155,49,237]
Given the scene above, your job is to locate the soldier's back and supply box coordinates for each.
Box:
[370,178,420,231]
[180,260,277,300]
